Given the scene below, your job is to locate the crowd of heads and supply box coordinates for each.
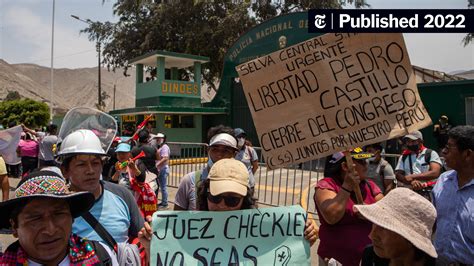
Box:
[1,118,473,265]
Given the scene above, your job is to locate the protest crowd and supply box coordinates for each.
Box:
[0,114,471,266]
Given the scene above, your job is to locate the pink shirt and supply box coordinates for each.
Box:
[315,177,381,266]
[18,139,39,158]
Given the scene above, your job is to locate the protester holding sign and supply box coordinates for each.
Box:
[356,188,437,266]
[139,159,318,262]
[314,148,383,266]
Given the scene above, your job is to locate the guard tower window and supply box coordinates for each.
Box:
[166,114,194,128]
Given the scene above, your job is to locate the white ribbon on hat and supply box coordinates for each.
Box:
[329,152,345,163]
[209,133,237,149]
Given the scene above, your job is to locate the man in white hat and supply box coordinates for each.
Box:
[394,130,442,193]
[174,125,239,211]
[432,125,474,264]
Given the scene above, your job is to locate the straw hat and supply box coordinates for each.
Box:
[354,188,437,258]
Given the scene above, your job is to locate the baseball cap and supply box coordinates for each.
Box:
[115,143,131,153]
[404,130,423,141]
[209,133,238,150]
[234,128,246,137]
[208,159,249,197]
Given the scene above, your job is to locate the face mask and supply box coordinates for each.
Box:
[237,138,245,148]
[407,144,419,152]
[207,156,214,169]
[157,139,164,145]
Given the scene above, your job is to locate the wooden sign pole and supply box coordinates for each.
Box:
[343,151,364,205]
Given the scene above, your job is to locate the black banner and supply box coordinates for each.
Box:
[308,9,473,33]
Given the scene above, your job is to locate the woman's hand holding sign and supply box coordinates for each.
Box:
[304,218,319,246]
[341,162,360,192]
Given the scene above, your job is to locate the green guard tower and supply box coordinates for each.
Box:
[110,51,226,142]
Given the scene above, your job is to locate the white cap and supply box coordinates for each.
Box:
[209,133,238,150]
[404,130,423,141]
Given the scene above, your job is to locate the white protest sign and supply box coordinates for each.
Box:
[236,33,431,169]
[150,205,310,265]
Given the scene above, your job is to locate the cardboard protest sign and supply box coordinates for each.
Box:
[236,33,431,169]
[150,205,310,266]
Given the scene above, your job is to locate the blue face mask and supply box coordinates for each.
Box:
[207,156,214,168]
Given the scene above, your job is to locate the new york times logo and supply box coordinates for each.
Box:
[308,9,473,33]
[314,14,326,29]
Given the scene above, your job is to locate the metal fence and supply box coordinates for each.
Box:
[167,142,401,218]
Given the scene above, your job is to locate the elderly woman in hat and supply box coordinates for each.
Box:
[0,170,118,265]
[314,148,384,266]
[357,187,437,266]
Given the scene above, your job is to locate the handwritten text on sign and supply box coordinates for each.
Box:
[236,33,431,169]
[150,205,310,266]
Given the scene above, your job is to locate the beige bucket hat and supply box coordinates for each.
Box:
[354,187,437,258]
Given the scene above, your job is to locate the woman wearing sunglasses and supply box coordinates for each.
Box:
[195,158,257,211]
[138,158,317,262]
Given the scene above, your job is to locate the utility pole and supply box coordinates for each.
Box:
[50,0,55,123]
[71,15,102,109]
[113,83,116,110]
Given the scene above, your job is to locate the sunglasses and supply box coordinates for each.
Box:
[207,192,243,207]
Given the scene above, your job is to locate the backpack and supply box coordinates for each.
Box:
[90,240,114,265]
[402,149,433,174]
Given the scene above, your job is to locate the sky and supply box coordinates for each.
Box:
[0,0,472,73]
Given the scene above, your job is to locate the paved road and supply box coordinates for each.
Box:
[1,175,321,265]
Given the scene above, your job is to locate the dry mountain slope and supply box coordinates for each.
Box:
[0,60,135,113]
[0,59,56,106]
